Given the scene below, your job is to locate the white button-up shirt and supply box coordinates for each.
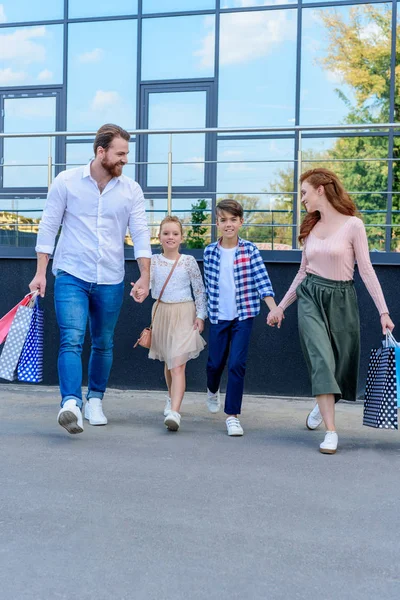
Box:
[35,163,152,284]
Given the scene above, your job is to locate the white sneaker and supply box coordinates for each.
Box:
[164,395,171,417]
[306,403,323,430]
[57,399,84,434]
[207,388,221,413]
[319,431,338,455]
[164,411,181,431]
[84,398,107,425]
[226,416,243,437]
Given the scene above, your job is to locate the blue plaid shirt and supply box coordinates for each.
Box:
[203,238,275,324]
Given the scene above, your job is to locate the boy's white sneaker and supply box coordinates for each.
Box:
[306,403,323,430]
[226,417,243,436]
[84,398,107,425]
[57,400,84,434]
[319,431,338,454]
[164,395,172,417]
[207,388,221,413]
[164,411,181,431]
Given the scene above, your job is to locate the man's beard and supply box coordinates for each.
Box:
[101,157,124,178]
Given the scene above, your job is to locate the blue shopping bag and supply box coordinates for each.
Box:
[383,331,400,408]
[17,299,44,383]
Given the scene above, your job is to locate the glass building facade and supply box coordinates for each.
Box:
[0,0,399,253]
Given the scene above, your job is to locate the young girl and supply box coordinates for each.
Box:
[149,216,207,431]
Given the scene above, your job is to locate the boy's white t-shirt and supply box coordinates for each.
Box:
[218,246,238,321]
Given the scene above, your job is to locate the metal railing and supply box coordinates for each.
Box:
[1,123,400,251]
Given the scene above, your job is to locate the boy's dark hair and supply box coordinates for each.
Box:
[216,198,244,219]
[93,124,130,156]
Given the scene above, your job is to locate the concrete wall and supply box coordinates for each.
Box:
[1,256,399,399]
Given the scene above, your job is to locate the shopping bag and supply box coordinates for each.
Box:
[384,331,400,408]
[17,299,44,383]
[363,342,398,430]
[0,291,36,344]
[0,294,37,381]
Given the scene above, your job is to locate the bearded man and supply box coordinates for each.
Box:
[29,124,151,435]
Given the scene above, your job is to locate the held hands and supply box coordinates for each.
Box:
[193,318,204,334]
[29,274,46,298]
[130,276,150,303]
[266,306,284,329]
[381,313,395,336]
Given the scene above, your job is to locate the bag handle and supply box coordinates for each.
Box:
[385,329,400,348]
[27,291,39,308]
[150,256,180,328]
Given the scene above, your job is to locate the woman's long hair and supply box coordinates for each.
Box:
[298,168,358,244]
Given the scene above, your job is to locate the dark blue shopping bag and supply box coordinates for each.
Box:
[17,300,44,383]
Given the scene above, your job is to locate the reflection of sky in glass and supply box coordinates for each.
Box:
[301,7,359,125]
[217,138,294,208]
[68,0,137,19]
[147,91,207,186]
[0,1,63,23]
[3,97,56,187]
[143,0,215,12]
[221,0,295,6]
[0,24,63,86]
[67,20,137,131]
[142,15,215,80]
[218,10,297,127]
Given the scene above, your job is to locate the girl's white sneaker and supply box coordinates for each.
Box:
[319,431,338,454]
[306,403,323,430]
[163,395,171,417]
[164,411,181,431]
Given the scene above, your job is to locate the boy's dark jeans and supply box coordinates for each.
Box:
[206,317,254,415]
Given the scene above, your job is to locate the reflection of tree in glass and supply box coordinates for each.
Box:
[275,5,399,250]
[185,199,210,249]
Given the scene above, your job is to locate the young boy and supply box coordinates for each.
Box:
[203,199,278,436]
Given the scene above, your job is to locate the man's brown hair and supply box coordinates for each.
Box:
[216,198,244,219]
[93,124,130,156]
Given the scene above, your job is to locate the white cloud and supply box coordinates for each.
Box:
[185,156,205,171]
[78,48,104,63]
[0,4,7,23]
[196,11,296,68]
[91,90,121,111]
[325,69,343,84]
[38,69,53,81]
[6,98,55,119]
[0,26,46,64]
[221,150,244,157]
[0,67,26,85]
[359,22,381,42]
[227,163,257,173]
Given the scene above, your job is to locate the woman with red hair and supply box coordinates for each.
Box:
[267,168,394,454]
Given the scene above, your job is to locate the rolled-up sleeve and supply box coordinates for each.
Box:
[35,174,68,255]
[128,182,152,259]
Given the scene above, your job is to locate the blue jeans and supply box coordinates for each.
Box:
[206,318,254,415]
[54,271,124,409]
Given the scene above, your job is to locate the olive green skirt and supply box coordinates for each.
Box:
[297,274,360,402]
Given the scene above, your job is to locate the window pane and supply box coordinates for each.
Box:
[0,24,63,86]
[301,5,392,125]
[3,97,56,187]
[222,0,295,7]
[301,136,389,250]
[68,0,137,19]
[218,10,297,128]
[0,0,63,23]
[147,91,207,187]
[143,0,215,12]
[217,138,295,248]
[0,196,44,248]
[67,20,137,131]
[142,15,215,80]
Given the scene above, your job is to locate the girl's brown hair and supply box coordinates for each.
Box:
[159,215,183,236]
[298,168,357,244]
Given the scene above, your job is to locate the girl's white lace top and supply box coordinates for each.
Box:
[150,254,207,320]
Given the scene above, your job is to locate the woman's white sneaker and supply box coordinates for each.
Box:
[57,400,84,434]
[319,431,338,454]
[226,417,243,436]
[164,411,181,431]
[163,395,172,417]
[207,388,221,413]
[84,398,107,425]
[306,403,323,430]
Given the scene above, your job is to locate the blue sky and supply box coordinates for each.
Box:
[0,1,394,218]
